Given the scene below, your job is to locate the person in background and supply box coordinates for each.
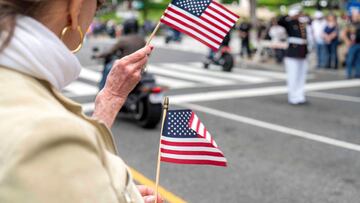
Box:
[92,19,107,37]
[301,14,314,53]
[0,0,162,202]
[311,11,327,69]
[345,11,360,79]
[238,19,252,59]
[340,22,354,66]
[256,20,268,41]
[278,6,309,105]
[122,12,139,36]
[268,17,287,63]
[142,20,154,36]
[106,20,117,38]
[206,32,231,63]
[259,20,273,61]
[323,14,339,69]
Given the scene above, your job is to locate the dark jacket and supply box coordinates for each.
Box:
[279,16,308,58]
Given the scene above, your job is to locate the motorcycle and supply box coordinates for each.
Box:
[93,47,164,129]
[203,46,234,72]
[120,72,164,129]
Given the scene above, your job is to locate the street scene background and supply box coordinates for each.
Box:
[69,0,360,202]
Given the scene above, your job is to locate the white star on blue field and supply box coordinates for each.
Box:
[172,0,211,16]
[163,110,198,138]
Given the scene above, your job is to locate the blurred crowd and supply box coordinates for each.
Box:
[86,8,360,80]
[87,15,156,39]
[237,9,360,79]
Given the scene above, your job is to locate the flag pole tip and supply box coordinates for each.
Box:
[163,97,169,109]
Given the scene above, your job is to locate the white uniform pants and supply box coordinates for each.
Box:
[284,57,308,104]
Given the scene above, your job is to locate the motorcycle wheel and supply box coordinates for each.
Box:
[221,53,234,72]
[203,62,209,69]
[165,36,171,44]
[135,97,162,129]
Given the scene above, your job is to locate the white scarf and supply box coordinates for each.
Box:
[0,16,82,90]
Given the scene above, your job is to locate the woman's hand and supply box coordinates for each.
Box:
[92,46,153,128]
[137,185,164,203]
[104,46,152,98]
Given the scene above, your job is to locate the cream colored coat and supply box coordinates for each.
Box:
[0,67,144,203]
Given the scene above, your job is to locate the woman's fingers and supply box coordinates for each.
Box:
[130,55,149,71]
[137,185,154,196]
[115,45,151,76]
[144,195,163,203]
[122,45,153,64]
[103,45,153,98]
[110,50,149,81]
[137,185,163,203]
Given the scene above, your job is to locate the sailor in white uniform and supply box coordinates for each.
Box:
[279,7,309,105]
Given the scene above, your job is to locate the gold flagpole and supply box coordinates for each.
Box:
[154,96,169,203]
[146,21,162,46]
[143,20,161,72]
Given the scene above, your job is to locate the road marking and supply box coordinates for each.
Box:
[172,86,285,103]
[79,68,102,82]
[179,103,360,152]
[80,65,198,89]
[82,102,95,113]
[163,63,271,83]
[155,75,198,89]
[151,37,207,54]
[129,167,187,203]
[64,81,98,97]
[148,65,234,85]
[78,79,360,112]
[171,80,360,103]
[79,80,360,113]
[308,91,360,103]
[188,61,286,80]
[305,79,360,90]
[234,68,287,80]
[76,60,285,95]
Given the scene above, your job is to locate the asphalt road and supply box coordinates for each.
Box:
[72,36,360,203]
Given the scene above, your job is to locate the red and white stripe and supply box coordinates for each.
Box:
[161,1,239,50]
[160,111,227,167]
[160,136,227,167]
[189,112,217,147]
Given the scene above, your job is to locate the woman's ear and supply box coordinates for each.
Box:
[68,0,84,29]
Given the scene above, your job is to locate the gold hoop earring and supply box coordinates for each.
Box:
[60,26,84,53]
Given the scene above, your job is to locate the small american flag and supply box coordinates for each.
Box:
[160,0,239,51]
[160,110,227,167]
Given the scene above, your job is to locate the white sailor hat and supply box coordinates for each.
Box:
[288,6,302,17]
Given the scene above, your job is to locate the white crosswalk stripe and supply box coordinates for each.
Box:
[170,63,272,83]
[79,67,102,82]
[233,67,288,80]
[64,81,98,97]
[147,64,234,85]
[63,62,284,97]
[154,75,198,89]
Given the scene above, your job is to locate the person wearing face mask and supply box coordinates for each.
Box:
[323,14,339,69]
[268,17,287,63]
[311,11,327,69]
[0,1,162,202]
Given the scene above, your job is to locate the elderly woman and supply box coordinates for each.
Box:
[0,0,162,203]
